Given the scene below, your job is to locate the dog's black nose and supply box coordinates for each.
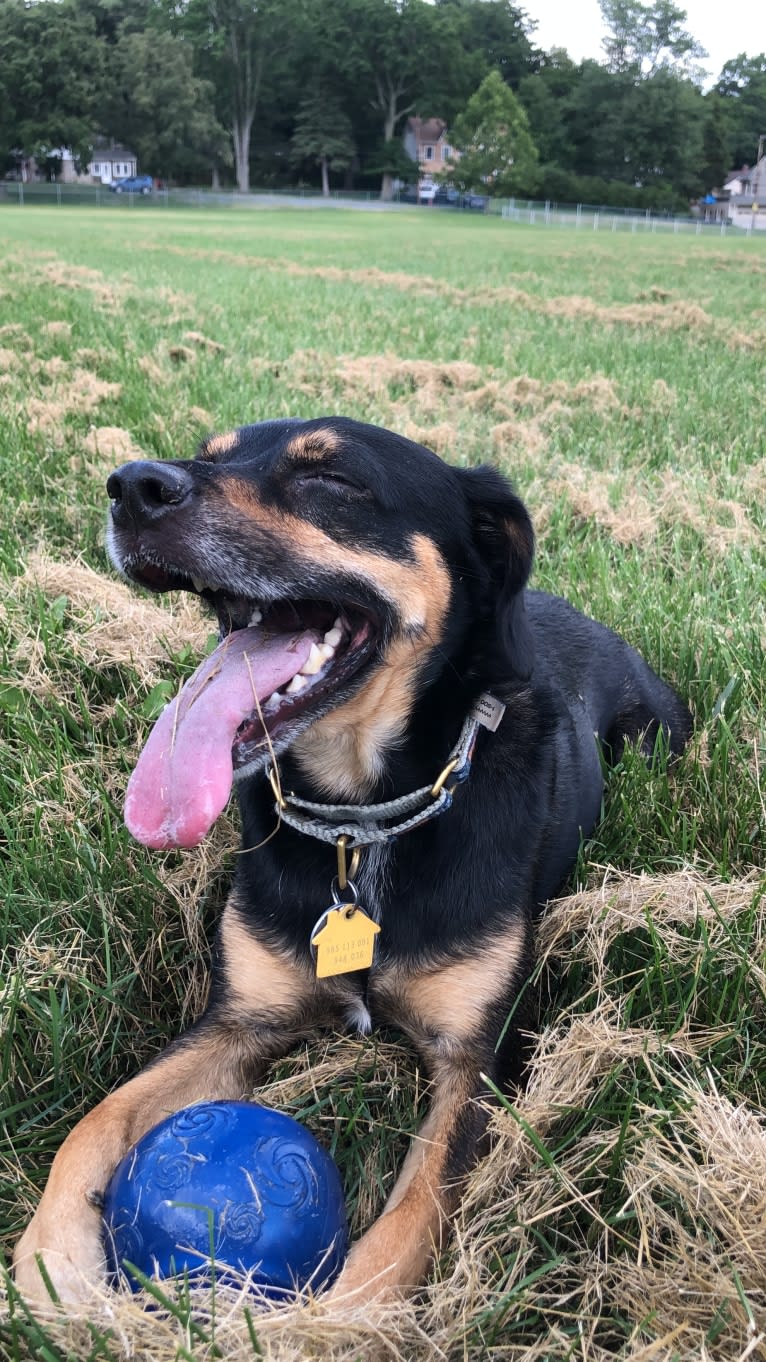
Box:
[107,461,194,528]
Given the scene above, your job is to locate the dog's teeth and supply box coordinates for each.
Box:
[248,606,263,626]
[323,626,342,648]
[263,694,280,714]
[317,642,335,661]
[192,576,206,593]
[286,673,309,695]
[300,643,324,676]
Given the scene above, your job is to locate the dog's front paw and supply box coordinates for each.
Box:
[325,1219,419,1307]
[13,1203,107,1307]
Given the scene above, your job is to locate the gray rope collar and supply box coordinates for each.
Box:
[267,692,506,849]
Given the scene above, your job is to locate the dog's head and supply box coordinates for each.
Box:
[107,417,534,841]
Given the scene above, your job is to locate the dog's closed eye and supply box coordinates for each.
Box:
[292,468,370,497]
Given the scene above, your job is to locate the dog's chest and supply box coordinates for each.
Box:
[336,842,389,1035]
[353,843,390,924]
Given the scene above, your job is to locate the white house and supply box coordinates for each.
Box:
[87,144,137,184]
[55,143,138,184]
[717,138,766,230]
[725,150,766,230]
[722,166,752,196]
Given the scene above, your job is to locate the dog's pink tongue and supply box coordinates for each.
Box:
[125,629,313,849]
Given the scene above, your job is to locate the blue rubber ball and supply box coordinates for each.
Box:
[103,1101,348,1296]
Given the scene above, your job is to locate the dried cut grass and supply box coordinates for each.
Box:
[39,259,128,309]
[0,322,33,347]
[487,289,715,335]
[332,355,645,468]
[25,367,122,444]
[338,355,484,395]
[42,320,73,339]
[74,425,146,479]
[398,421,458,456]
[0,346,21,372]
[153,284,199,323]
[168,343,197,364]
[5,871,766,1359]
[331,354,645,465]
[547,462,763,551]
[335,355,628,414]
[491,416,550,461]
[15,550,209,681]
[615,1086,766,1328]
[130,241,765,346]
[743,462,766,501]
[538,866,765,987]
[182,330,226,353]
[251,349,663,455]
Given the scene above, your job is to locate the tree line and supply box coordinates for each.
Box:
[1,0,764,210]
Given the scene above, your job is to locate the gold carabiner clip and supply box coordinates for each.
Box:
[336,834,362,891]
[267,764,286,810]
[430,758,459,799]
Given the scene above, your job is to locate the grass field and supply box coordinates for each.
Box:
[0,205,765,1361]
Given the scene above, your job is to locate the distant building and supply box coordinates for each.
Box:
[86,143,138,185]
[7,141,138,184]
[695,143,766,231]
[725,146,766,229]
[404,117,458,185]
[722,166,752,196]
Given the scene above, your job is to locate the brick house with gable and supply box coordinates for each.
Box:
[403,117,458,184]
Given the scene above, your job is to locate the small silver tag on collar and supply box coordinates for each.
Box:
[471,693,506,732]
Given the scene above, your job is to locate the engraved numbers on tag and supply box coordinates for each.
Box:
[311,904,381,979]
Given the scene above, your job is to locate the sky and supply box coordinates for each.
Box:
[526,0,766,86]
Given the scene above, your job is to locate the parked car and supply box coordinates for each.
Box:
[418,181,438,204]
[110,175,153,195]
[398,185,419,204]
[433,185,460,207]
[462,192,489,211]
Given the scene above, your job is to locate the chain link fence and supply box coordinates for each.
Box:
[0,181,760,234]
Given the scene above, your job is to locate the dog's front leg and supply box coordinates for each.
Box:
[330,927,528,1305]
[329,1046,491,1303]
[14,915,317,1306]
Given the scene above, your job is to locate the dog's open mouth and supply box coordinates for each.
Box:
[123,559,379,850]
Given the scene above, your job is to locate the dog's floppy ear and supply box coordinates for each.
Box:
[459,464,536,683]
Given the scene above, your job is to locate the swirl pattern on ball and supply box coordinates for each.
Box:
[253,1137,321,1211]
[220,1202,264,1244]
[171,1104,232,1138]
[105,1219,145,1269]
[149,1151,198,1194]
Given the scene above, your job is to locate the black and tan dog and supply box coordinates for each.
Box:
[15,416,691,1305]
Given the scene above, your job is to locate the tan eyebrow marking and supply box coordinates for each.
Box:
[284,428,341,462]
[198,431,240,462]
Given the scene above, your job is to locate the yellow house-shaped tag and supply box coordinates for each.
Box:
[311,906,381,979]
